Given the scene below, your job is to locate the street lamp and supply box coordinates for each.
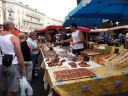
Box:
[115,22,119,26]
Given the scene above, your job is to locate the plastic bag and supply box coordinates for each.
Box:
[19,76,33,96]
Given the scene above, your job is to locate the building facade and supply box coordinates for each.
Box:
[44,17,63,28]
[0,0,63,33]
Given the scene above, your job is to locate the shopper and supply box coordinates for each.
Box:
[60,23,86,55]
[58,28,70,51]
[19,33,33,83]
[27,32,39,78]
[0,21,25,96]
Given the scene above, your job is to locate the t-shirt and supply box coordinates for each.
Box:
[27,38,38,55]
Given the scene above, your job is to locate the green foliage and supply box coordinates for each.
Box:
[119,19,128,26]
[96,19,128,29]
[97,21,112,28]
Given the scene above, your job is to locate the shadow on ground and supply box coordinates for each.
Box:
[31,68,50,96]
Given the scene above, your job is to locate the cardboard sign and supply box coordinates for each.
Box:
[84,56,90,62]
[114,48,119,54]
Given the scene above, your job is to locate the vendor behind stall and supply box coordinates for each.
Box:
[60,23,86,55]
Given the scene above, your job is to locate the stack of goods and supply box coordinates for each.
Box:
[58,52,68,58]
[44,49,57,59]
[47,58,66,67]
[104,49,128,69]
[78,61,90,67]
[54,68,95,81]
[68,62,77,68]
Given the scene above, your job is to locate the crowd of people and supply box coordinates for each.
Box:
[96,31,128,48]
[0,20,128,96]
[0,20,87,96]
[0,21,42,96]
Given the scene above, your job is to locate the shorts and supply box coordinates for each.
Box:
[0,64,20,92]
[24,61,33,81]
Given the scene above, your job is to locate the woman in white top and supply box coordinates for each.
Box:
[60,23,86,55]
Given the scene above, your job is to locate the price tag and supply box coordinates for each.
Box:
[114,48,119,54]
[93,76,101,81]
[55,81,65,85]
[71,56,76,62]
[84,56,90,62]
[123,72,128,77]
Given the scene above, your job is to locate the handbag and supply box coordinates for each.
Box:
[0,48,15,67]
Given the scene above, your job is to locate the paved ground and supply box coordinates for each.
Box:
[31,68,50,96]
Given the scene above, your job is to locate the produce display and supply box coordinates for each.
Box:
[47,58,66,67]
[44,49,57,59]
[47,58,60,67]
[54,68,95,81]
[59,52,68,58]
[68,62,77,68]
[104,49,128,69]
[78,61,90,67]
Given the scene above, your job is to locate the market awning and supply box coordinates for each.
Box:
[68,0,128,21]
[63,18,102,27]
[12,28,20,36]
[35,25,63,34]
[90,25,128,33]
[78,26,90,32]
[35,28,48,33]
[47,25,62,29]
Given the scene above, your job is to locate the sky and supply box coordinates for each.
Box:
[16,0,77,21]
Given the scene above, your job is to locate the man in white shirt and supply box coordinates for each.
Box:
[0,21,25,96]
[60,23,86,55]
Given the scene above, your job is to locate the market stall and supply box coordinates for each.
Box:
[40,44,128,96]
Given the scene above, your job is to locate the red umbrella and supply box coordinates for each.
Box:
[78,26,90,32]
[12,28,20,36]
[47,25,62,29]
[35,28,48,33]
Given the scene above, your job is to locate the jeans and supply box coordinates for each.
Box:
[31,54,38,78]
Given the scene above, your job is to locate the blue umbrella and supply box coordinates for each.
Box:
[63,18,102,27]
[69,0,128,21]
[63,1,103,27]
